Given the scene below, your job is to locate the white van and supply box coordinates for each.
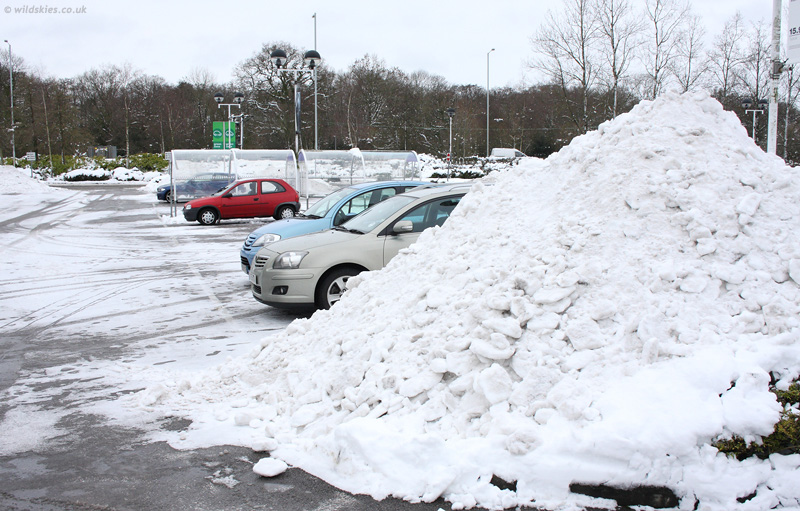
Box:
[490,148,527,158]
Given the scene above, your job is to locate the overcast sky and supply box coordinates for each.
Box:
[1,0,777,88]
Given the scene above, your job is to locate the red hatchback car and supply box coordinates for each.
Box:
[183,178,300,225]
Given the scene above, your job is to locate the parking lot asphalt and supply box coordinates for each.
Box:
[0,183,466,511]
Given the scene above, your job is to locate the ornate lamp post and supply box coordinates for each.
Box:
[269,48,322,155]
[213,92,244,149]
[742,98,768,142]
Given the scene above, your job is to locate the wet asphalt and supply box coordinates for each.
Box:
[0,183,467,511]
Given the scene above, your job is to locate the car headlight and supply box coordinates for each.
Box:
[253,233,281,247]
[184,204,192,210]
[273,251,308,269]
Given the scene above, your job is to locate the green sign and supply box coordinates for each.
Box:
[212,121,236,149]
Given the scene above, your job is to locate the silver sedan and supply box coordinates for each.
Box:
[249,183,469,310]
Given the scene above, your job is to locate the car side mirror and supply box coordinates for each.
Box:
[223,193,233,199]
[392,220,414,234]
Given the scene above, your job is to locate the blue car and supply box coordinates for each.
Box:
[240,181,426,274]
[156,172,236,202]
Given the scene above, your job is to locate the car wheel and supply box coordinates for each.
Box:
[274,206,296,220]
[164,191,172,202]
[316,267,361,309]
[198,208,218,225]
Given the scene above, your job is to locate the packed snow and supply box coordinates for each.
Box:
[4,90,800,510]
[116,90,800,510]
[0,165,67,194]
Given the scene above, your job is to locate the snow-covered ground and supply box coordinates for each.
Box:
[2,90,800,511]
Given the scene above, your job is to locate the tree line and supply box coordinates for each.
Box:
[2,0,799,168]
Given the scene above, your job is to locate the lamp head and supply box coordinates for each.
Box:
[304,50,322,70]
[213,92,224,104]
[270,49,288,69]
[233,92,245,104]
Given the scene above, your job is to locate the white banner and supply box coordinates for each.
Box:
[789,0,800,64]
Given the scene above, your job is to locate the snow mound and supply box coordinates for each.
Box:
[136,91,800,510]
[0,165,65,195]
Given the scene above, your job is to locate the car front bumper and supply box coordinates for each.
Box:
[249,255,321,309]
[182,207,199,221]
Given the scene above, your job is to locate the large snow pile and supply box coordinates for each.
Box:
[0,165,64,194]
[135,91,800,510]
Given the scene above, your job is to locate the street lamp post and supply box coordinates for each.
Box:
[446,107,455,181]
[4,40,15,166]
[742,98,768,142]
[213,92,245,149]
[269,48,322,155]
[313,13,319,150]
[486,48,495,158]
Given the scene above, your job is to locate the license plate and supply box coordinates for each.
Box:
[241,263,249,274]
[249,270,258,285]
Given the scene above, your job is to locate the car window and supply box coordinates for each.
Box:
[304,186,357,218]
[343,195,416,233]
[342,188,396,215]
[260,181,284,194]
[231,182,257,197]
[394,196,462,233]
[332,187,401,226]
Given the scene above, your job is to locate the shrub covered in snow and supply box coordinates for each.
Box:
[63,167,112,181]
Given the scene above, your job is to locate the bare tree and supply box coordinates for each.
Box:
[531,0,600,133]
[706,13,746,102]
[596,0,642,117]
[234,42,315,149]
[641,0,689,99]
[737,20,771,141]
[672,13,707,92]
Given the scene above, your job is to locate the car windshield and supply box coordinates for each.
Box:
[304,186,358,218]
[342,194,416,233]
[212,185,233,196]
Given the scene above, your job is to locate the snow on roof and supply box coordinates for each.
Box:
[137,91,800,510]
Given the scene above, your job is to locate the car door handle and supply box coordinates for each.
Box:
[254,198,259,201]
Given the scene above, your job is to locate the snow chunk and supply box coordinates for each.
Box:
[475,364,513,404]
[482,317,523,339]
[533,286,576,304]
[469,334,515,361]
[253,457,288,477]
[564,318,605,350]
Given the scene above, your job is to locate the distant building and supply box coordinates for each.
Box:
[88,146,117,158]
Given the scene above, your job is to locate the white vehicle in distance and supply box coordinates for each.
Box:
[249,183,470,311]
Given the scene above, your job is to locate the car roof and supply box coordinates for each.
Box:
[397,182,472,199]
[346,180,427,190]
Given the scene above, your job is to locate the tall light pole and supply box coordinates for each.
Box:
[4,40,15,166]
[486,48,495,158]
[270,48,322,155]
[313,13,319,150]
[446,107,455,181]
[766,0,781,154]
